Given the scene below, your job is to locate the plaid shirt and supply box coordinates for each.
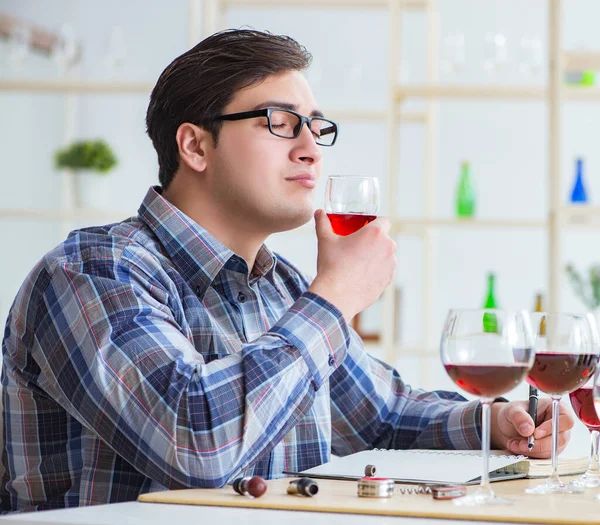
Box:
[1,186,481,512]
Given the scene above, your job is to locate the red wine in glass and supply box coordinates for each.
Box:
[527,353,598,395]
[326,213,376,236]
[569,387,600,431]
[444,364,530,398]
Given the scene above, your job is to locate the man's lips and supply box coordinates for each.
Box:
[286,173,316,188]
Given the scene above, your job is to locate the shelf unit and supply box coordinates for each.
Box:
[199,0,600,385]
[4,0,600,386]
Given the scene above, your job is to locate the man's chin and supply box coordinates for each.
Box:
[269,210,314,234]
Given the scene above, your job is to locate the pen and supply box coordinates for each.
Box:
[528,384,538,450]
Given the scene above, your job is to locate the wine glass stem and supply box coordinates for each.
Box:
[549,396,561,485]
[588,430,600,474]
[480,400,493,494]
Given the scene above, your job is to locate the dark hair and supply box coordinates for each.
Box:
[146,29,312,189]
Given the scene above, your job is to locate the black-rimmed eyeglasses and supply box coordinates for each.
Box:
[213,108,338,146]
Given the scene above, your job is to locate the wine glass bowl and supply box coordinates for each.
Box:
[525,312,599,495]
[441,309,534,506]
[568,380,600,488]
[324,176,379,236]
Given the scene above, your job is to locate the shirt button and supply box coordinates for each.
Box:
[195,286,202,296]
[328,355,335,367]
[237,292,247,303]
[311,380,318,391]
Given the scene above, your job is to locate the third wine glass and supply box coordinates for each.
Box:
[525,312,599,494]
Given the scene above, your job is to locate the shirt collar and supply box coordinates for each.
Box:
[137,186,277,297]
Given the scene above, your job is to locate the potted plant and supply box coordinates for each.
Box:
[565,264,600,325]
[54,139,117,208]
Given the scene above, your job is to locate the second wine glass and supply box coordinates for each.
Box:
[441,309,535,506]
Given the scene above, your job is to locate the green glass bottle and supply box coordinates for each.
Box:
[482,273,498,333]
[483,273,497,309]
[456,161,476,218]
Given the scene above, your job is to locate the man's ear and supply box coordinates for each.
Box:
[175,123,210,172]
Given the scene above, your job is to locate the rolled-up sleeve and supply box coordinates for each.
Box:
[330,330,481,455]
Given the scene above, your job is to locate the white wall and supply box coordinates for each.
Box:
[2,0,599,456]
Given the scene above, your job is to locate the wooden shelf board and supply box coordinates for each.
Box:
[0,79,154,94]
[326,109,426,121]
[560,205,600,228]
[394,218,548,230]
[5,81,600,102]
[222,0,428,7]
[563,50,600,71]
[364,343,438,359]
[397,84,546,100]
[396,84,600,101]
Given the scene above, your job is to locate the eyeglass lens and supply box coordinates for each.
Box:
[269,110,336,145]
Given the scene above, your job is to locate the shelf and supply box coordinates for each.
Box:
[221,0,428,7]
[327,109,384,121]
[396,84,600,101]
[364,343,439,359]
[563,86,600,101]
[0,210,552,231]
[0,79,154,94]
[397,84,546,100]
[560,205,600,228]
[326,109,426,122]
[0,82,424,122]
[393,217,548,232]
[564,50,600,71]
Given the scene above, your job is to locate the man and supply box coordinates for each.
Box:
[1,29,573,512]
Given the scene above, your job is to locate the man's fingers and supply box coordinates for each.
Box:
[370,216,390,234]
[314,209,335,240]
[507,430,571,458]
[534,412,575,439]
[503,403,535,437]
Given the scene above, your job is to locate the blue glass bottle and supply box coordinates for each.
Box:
[570,158,588,204]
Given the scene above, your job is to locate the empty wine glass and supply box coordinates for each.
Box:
[324,176,379,236]
[7,23,30,70]
[105,25,127,71]
[441,309,535,506]
[483,32,507,74]
[52,22,78,75]
[525,312,599,495]
[441,33,466,75]
[518,35,543,77]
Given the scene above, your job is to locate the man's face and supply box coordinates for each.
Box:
[203,70,323,234]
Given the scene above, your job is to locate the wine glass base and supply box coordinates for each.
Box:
[525,482,585,495]
[453,490,514,506]
[570,474,600,489]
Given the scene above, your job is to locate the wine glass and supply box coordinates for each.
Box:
[441,309,535,506]
[324,176,379,236]
[52,22,79,76]
[7,23,30,70]
[525,312,599,495]
[441,33,466,76]
[483,32,507,75]
[518,35,543,77]
[569,377,600,488]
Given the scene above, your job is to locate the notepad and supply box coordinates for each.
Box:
[284,449,585,486]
